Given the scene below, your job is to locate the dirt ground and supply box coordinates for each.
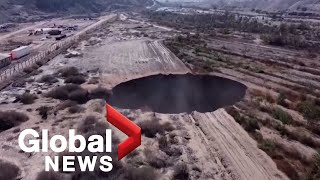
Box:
[0,14,289,180]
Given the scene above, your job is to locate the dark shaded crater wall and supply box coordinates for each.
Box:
[109,74,247,114]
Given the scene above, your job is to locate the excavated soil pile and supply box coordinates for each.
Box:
[109,74,247,113]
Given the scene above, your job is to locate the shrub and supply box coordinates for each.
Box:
[30,69,43,76]
[308,152,320,180]
[258,139,276,152]
[17,93,38,104]
[38,75,58,84]
[124,166,158,180]
[87,99,105,113]
[77,116,109,135]
[163,147,182,157]
[57,67,79,78]
[61,84,82,92]
[225,106,242,122]
[89,87,112,100]
[36,60,45,66]
[277,93,288,107]
[158,136,168,150]
[36,106,50,120]
[68,89,89,104]
[45,84,84,101]
[226,107,259,132]
[32,64,40,70]
[45,86,71,100]
[244,118,260,132]
[12,80,26,88]
[12,128,20,133]
[88,77,99,84]
[144,149,170,168]
[272,108,292,124]
[36,170,64,180]
[297,101,320,122]
[65,75,86,84]
[0,111,29,132]
[56,100,77,110]
[23,67,33,74]
[68,105,84,114]
[138,121,165,138]
[0,160,20,180]
[265,92,275,103]
[162,122,175,132]
[158,136,182,157]
[147,155,168,168]
[173,164,189,180]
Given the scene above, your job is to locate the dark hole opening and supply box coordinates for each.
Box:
[109,74,247,114]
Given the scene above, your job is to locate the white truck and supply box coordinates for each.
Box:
[11,46,31,60]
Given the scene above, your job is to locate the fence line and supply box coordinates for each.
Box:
[0,15,117,82]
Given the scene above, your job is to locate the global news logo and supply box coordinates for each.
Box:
[18,105,141,172]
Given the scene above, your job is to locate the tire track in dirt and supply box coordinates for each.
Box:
[186,114,231,180]
[191,109,289,180]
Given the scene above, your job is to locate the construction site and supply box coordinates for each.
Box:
[0,2,319,180]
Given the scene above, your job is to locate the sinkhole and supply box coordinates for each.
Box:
[109,74,247,114]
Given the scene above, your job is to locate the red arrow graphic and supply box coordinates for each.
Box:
[106,104,141,160]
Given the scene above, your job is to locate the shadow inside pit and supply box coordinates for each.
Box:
[108,74,247,114]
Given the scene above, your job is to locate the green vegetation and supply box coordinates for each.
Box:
[138,120,174,138]
[36,106,50,120]
[64,75,86,84]
[225,107,260,133]
[173,164,189,180]
[38,74,58,84]
[298,101,320,122]
[258,139,276,152]
[308,152,320,180]
[277,93,288,107]
[17,93,38,104]
[145,11,276,34]
[56,67,80,78]
[0,111,29,132]
[272,108,292,124]
[147,11,320,51]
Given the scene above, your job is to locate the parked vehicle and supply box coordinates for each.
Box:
[10,46,31,60]
[0,53,11,69]
[56,34,66,41]
[48,29,61,36]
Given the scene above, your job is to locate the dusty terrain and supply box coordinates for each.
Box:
[0,13,292,180]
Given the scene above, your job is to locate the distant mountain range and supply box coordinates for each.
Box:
[1,0,319,24]
[228,0,320,12]
[0,0,152,23]
[159,0,320,12]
